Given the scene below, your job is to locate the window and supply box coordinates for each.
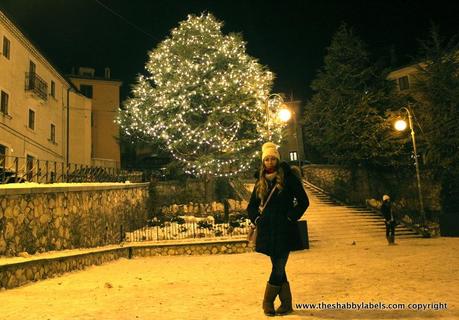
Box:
[104,67,111,79]
[50,124,56,143]
[1,91,8,115]
[398,76,410,90]
[50,80,55,98]
[0,144,6,168]
[28,109,35,130]
[80,84,93,98]
[289,151,298,161]
[29,60,36,73]
[2,36,10,59]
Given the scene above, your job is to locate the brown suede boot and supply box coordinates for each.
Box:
[276,282,293,315]
[263,282,280,316]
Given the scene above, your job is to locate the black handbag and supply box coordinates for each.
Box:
[290,220,309,250]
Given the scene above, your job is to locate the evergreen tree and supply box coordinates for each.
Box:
[412,25,459,228]
[413,25,459,171]
[303,24,405,166]
[118,14,281,177]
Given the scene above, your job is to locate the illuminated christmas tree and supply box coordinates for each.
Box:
[119,13,283,176]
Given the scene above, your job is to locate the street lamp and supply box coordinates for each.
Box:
[265,93,285,140]
[278,108,292,122]
[265,94,303,173]
[394,106,425,224]
[278,105,302,175]
[394,119,407,131]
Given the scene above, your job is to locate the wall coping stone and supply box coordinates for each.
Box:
[127,237,246,248]
[0,237,247,268]
[0,245,125,267]
[0,182,150,195]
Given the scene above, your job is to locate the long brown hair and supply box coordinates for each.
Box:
[256,163,284,200]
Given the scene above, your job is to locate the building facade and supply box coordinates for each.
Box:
[387,64,420,92]
[68,67,122,168]
[278,100,305,166]
[0,10,121,181]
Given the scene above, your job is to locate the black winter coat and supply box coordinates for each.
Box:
[381,201,394,222]
[247,162,309,257]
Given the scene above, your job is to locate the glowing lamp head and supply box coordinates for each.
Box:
[394,119,407,131]
[278,108,292,122]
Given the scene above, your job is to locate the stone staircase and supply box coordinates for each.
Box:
[229,178,252,201]
[302,181,421,248]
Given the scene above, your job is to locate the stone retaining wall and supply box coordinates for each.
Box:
[153,179,216,206]
[302,164,441,212]
[0,248,128,289]
[132,240,251,257]
[0,183,149,257]
[0,240,252,289]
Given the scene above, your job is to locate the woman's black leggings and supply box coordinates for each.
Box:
[269,253,289,286]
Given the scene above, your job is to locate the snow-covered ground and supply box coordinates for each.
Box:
[0,237,458,320]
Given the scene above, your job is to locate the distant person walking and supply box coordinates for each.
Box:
[247,142,309,316]
[381,195,396,245]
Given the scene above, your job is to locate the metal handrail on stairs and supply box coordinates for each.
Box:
[302,179,423,237]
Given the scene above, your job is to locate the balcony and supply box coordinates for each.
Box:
[25,72,48,101]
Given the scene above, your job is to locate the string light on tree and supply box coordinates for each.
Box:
[118,13,285,176]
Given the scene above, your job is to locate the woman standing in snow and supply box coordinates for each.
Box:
[247,142,309,316]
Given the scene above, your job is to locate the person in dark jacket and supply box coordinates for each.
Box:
[247,142,309,316]
[381,194,396,245]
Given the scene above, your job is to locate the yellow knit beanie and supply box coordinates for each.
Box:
[261,142,280,161]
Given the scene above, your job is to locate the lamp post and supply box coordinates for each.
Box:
[278,104,302,175]
[265,94,303,174]
[394,106,425,224]
[265,93,285,140]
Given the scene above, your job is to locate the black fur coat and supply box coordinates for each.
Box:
[247,162,309,256]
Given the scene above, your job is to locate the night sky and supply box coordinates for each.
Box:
[1,0,459,102]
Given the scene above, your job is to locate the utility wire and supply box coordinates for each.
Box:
[94,0,159,41]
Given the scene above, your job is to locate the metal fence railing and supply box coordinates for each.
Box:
[25,72,48,101]
[124,219,252,242]
[0,155,143,184]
